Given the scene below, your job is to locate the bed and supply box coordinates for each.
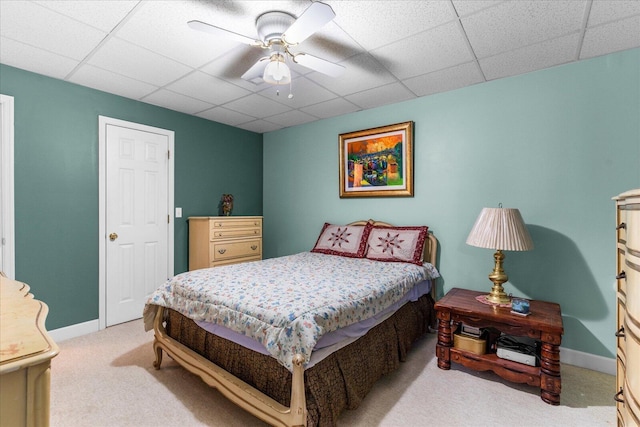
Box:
[144,220,439,426]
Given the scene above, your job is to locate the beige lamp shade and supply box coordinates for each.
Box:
[466,208,533,251]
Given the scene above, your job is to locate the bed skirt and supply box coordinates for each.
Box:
[164,293,435,426]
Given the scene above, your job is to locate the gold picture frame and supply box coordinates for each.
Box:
[339,121,414,198]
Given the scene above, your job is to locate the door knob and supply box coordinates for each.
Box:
[109,232,118,241]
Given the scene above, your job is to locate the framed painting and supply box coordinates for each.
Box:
[339,121,414,198]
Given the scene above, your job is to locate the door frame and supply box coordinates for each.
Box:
[98,116,174,330]
[0,94,15,280]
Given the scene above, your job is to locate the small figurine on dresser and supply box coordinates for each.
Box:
[220,193,234,216]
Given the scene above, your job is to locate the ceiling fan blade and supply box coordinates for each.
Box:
[283,2,335,45]
[187,20,261,46]
[241,57,270,82]
[293,53,345,78]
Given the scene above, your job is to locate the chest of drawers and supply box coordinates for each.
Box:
[188,216,262,270]
[614,189,640,426]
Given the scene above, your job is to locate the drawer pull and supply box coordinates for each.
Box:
[218,249,226,254]
[616,271,626,280]
[615,326,625,338]
[614,387,625,404]
[254,222,259,226]
[616,222,626,230]
[251,245,258,250]
[254,230,258,234]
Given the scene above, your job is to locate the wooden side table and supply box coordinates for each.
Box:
[435,287,564,405]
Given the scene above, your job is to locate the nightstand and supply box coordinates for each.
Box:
[435,287,564,405]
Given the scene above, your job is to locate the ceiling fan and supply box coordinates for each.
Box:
[188,2,346,88]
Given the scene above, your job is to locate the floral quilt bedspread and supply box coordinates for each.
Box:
[144,252,440,371]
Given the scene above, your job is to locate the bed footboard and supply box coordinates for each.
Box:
[152,306,307,427]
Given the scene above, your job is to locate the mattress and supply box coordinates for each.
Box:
[145,251,440,371]
[195,278,433,368]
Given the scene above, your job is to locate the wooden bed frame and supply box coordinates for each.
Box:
[151,221,438,426]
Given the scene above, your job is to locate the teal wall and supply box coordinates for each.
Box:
[263,48,640,359]
[0,64,263,330]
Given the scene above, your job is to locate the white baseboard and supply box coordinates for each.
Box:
[48,319,99,343]
[47,320,616,376]
[560,346,616,376]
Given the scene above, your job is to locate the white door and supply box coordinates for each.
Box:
[103,120,173,327]
[0,94,15,279]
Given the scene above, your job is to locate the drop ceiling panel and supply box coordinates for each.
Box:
[479,33,581,81]
[115,0,240,69]
[305,53,397,96]
[580,14,640,59]
[167,71,252,105]
[1,0,638,133]
[69,64,158,99]
[196,106,257,127]
[346,82,416,110]
[373,21,473,80]
[329,1,457,51]
[224,93,292,118]
[461,1,588,59]
[403,61,484,97]
[0,1,107,60]
[87,37,192,86]
[300,97,361,119]
[142,89,213,115]
[32,0,139,32]
[0,36,79,79]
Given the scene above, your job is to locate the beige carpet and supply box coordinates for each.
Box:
[49,319,616,427]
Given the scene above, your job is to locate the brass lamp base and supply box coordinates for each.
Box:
[485,250,512,305]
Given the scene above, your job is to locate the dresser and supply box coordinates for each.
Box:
[0,274,59,427]
[188,216,262,270]
[614,189,640,426]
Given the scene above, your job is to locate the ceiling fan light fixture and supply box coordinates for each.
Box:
[263,54,291,85]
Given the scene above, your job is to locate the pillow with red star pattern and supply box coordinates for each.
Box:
[311,222,373,258]
[365,225,428,265]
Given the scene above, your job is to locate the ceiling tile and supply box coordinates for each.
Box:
[306,53,396,96]
[115,0,241,69]
[32,0,138,32]
[580,14,640,59]
[87,37,192,86]
[258,77,337,109]
[462,1,587,58]
[346,82,416,110]
[69,64,158,100]
[451,1,504,17]
[0,1,107,60]
[587,0,640,27]
[236,119,283,134]
[0,36,79,79]
[403,61,484,97]
[167,71,252,105]
[224,94,292,118]
[480,33,580,80]
[142,89,214,115]
[373,21,473,80]
[265,110,318,128]
[196,106,257,126]
[329,1,457,50]
[300,97,361,119]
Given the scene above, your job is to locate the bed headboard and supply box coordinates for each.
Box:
[347,220,438,267]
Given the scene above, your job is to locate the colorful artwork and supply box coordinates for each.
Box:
[339,122,414,198]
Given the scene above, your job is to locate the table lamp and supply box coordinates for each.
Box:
[466,207,534,304]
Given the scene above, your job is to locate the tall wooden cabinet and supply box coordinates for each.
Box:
[188,216,262,270]
[0,274,59,427]
[614,189,640,426]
